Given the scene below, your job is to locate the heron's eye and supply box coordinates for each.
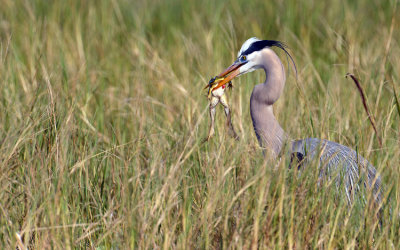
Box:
[241,55,247,61]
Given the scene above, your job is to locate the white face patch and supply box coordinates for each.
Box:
[237,37,261,57]
[238,52,257,75]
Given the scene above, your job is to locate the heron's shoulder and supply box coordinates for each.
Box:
[290,138,371,165]
[291,138,355,154]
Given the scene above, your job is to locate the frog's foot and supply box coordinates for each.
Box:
[228,127,239,141]
[202,132,214,143]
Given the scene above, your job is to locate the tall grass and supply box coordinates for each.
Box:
[0,0,399,248]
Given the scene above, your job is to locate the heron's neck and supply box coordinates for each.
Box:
[250,49,287,157]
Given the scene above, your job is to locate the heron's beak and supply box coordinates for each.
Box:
[211,60,246,91]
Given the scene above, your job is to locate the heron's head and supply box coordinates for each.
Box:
[211,37,295,90]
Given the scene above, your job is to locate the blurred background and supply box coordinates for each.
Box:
[0,0,399,248]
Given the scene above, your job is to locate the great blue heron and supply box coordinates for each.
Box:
[210,37,381,204]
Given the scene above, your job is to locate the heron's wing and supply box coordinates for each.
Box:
[290,138,381,204]
[289,152,305,170]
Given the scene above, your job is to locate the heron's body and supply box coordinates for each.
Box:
[291,138,381,203]
[212,37,382,204]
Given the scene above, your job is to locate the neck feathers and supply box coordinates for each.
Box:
[250,48,287,157]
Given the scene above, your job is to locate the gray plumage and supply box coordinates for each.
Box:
[291,138,381,204]
[217,37,381,204]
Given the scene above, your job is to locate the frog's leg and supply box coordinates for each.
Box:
[204,96,219,142]
[220,94,239,140]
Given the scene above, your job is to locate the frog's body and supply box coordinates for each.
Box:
[204,77,238,141]
[209,83,226,97]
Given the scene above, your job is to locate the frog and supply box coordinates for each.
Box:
[203,76,238,142]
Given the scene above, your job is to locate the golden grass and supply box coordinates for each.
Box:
[0,0,399,248]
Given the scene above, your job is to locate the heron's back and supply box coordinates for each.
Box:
[291,138,381,204]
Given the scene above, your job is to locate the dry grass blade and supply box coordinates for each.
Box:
[346,73,382,147]
[15,233,26,250]
[391,78,400,119]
